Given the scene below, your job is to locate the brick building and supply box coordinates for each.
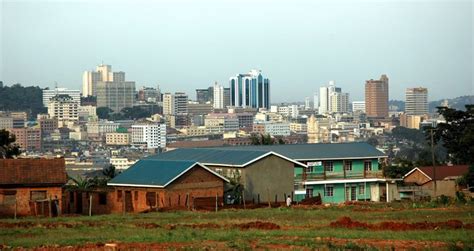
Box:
[0,158,67,217]
[8,127,42,151]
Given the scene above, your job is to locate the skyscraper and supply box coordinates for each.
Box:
[174,92,188,115]
[162,93,175,115]
[223,88,231,108]
[405,87,428,115]
[365,74,389,118]
[229,69,270,109]
[304,97,310,110]
[213,82,224,109]
[319,81,349,114]
[196,86,214,104]
[313,92,319,111]
[82,64,126,97]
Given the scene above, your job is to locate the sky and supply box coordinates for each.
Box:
[1,0,472,102]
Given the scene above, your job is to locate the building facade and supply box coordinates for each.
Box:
[365,74,389,118]
[229,69,270,109]
[213,82,224,109]
[82,64,125,97]
[43,88,81,107]
[131,123,166,149]
[47,95,79,127]
[96,81,135,112]
[405,87,428,115]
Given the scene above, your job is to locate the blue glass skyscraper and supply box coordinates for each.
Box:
[229,69,270,109]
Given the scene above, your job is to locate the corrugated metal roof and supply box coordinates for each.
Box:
[148,148,271,166]
[216,142,386,160]
[108,159,198,187]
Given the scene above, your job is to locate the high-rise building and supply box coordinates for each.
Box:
[96,81,135,112]
[213,82,224,109]
[138,86,161,103]
[47,94,79,127]
[352,101,366,113]
[223,88,231,108]
[319,81,349,114]
[196,86,214,104]
[131,122,166,149]
[82,64,126,97]
[8,127,42,151]
[174,92,188,115]
[313,92,319,111]
[229,69,270,109]
[304,97,310,110]
[43,88,81,107]
[163,93,175,115]
[365,74,389,118]
[405,87,428,115]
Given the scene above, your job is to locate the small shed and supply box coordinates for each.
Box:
[0,158,67,217]
[107,159,229,213]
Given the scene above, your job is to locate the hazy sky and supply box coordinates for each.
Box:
[1,0,472,102]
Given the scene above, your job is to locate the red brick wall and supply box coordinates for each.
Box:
[0,187,63,217]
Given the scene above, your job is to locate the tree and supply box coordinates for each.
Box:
[431,105,474,164]
[102,164,118,179]
[0,84,46,119]
[367,136,379,147]
[0,129,20,158]
[96,107,113,119]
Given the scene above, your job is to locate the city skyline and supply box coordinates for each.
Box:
[1,0,472,102]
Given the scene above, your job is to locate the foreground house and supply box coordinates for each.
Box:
[106,160,229,213]
[222,142,394,203]
[147,148,306,203]
[400,165,469,199]
[0,158,67,217]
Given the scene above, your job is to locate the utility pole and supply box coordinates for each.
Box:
[430,129,437,197]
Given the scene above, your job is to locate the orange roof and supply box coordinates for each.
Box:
[418,165,469,180]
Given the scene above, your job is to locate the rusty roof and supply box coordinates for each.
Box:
[0,158,67,187]
[418,165,469,181]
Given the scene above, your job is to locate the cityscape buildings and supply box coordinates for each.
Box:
[365,74,389,118]
[405,87,428,115]
[43,88,81,107]
[47,95,79,128]
[213,82,224,109]
[229,69,270,109]
[96,81,135,112]
[82,64,125,97]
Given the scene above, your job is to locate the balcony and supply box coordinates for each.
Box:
[295,170,384,181]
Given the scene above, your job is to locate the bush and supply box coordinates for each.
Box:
[455,191,467,204]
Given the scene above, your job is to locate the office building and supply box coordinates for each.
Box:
[313,92,319,111]
[163,93,175,115]
[96,81,135,112]
[82,64,125,97]
[175,92,188,115]
[319,81,349,114]
[229,69,270,109]
[204,113,239,133]
[305,97,310,110]
[352,101,366,113]
[37,114,58,137]
[43,88,81,107]
[196,86,214,104]
[138,86,161,103]
[223,88,231,108]
[213,82,224,109]
[8,127,42,151]
[106,132,131,146]
[365,75,389,118]
[47,95,79,127]
[405,87,428,115]
[131,122,166,149]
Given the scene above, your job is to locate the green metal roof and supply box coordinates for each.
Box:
[215,142,386,161]
[147,148,272,166]
[108,159,216,187]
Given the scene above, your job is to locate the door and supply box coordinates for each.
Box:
[76,192,83,214]
[125,191,134,212]
[351,186,357,201]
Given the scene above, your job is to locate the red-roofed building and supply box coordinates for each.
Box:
[0,158,67,217]
[400,165,469,199]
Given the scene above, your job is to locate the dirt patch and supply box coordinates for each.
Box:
[135,222,161,229]
[330,216,471,231]
[164,221,280,230]
[318,237,455,250]
[233,221,281,230]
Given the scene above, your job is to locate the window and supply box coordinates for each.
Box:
[364,161,372,171]
[344,161,352,171]
[323,161,333,172]
[134,191,139,201]
[99,193,107,205]
[30,191,47,201]
[306,165,314,173]
[306,188,313,198]
[146,192,157,207]
[359,185,365,195]
[324,186,334,197]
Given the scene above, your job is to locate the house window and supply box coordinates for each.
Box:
[30,191,47,201]
[325,186,334,197]
[99,193,107,205]
[306,188,313,198]
[117,190,123,202]
[344,161,352,171]
[146,192,157,207]
[364,161,372,171]
[359,185,365,195]
[1,190,16,204]
[134,191,139,201]
[323,161,333,172]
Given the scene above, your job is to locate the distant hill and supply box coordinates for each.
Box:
[0,83,47,119]
[389,95,473,113]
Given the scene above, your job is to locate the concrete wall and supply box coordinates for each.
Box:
[0,187,63,217]
[243,155,295,203]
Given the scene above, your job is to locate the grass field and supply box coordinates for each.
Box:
[1,202,473,250]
